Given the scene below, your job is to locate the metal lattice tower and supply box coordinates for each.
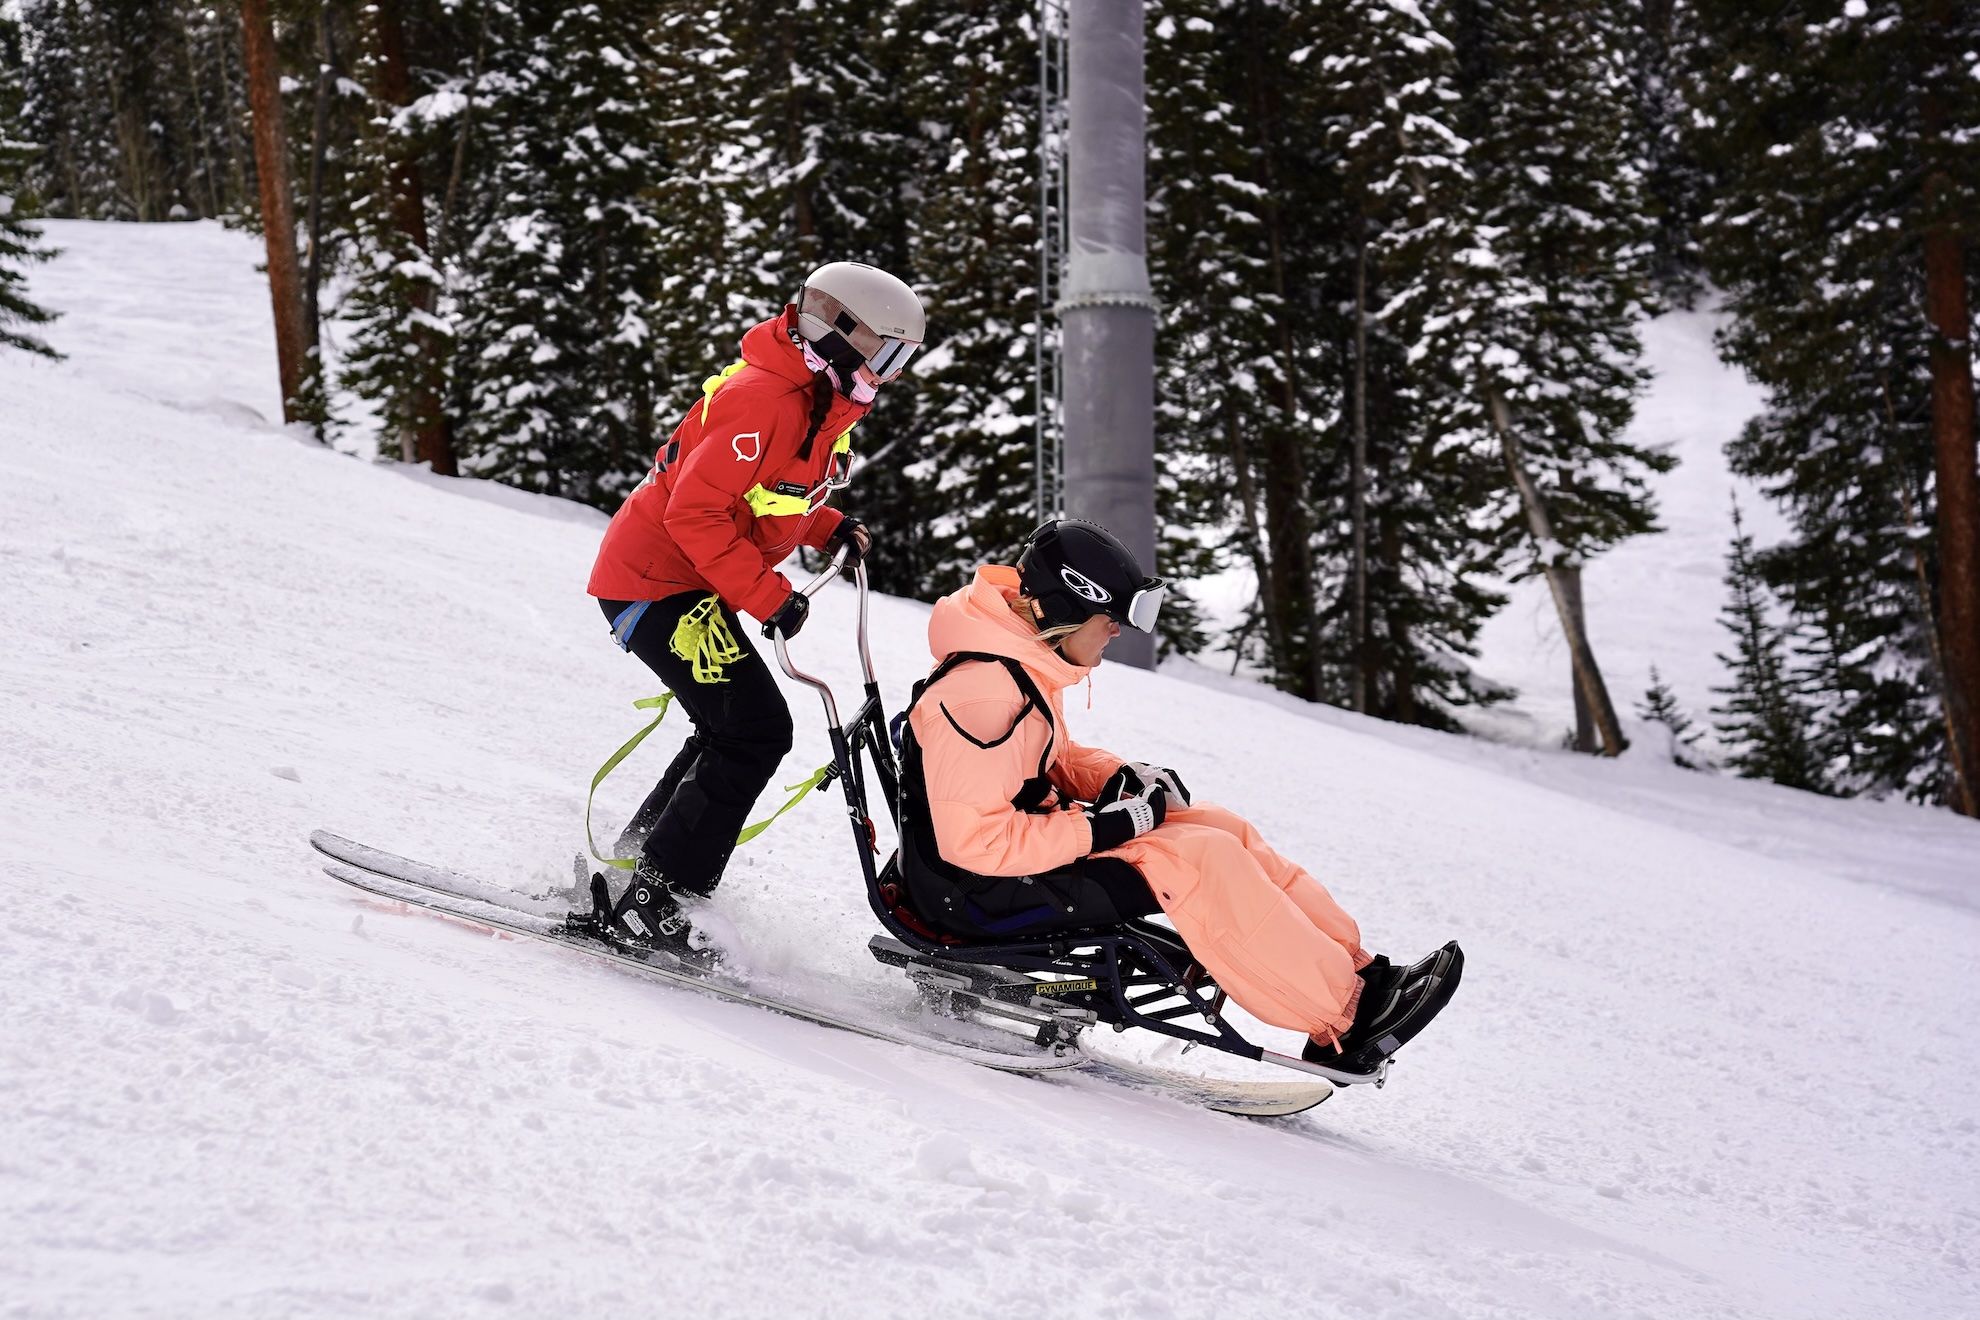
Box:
[1034,0,1069,525]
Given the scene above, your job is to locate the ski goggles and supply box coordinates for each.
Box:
[811,326,918,384]
[800,301,920,384]
[862,336,918,381]
[1120,580,1167,633]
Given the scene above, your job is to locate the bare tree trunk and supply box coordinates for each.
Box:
[215,26,250,210]
[302,2,335,440]
[1489,389,1628,755]
[240,0,311,423]
[1920,2,1980,816]
[181,26,221,217]
[1351,235,1372,713]
[1381,517,1417,723]
[1226,412,1286,676]
[367,1,456,475]
[781,22,816,269]
[1922,223,1980,813]
[1246,40,1322,700]
[433,8,486,266]
[1561,565,1596,751]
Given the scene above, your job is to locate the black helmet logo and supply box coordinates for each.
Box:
[1059,565,1113,605]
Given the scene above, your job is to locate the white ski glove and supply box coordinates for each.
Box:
[1121,760,1191,806]
[1088,781,1169,852]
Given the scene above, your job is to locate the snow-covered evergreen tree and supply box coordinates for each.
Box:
[1630,0,1707,306]
[1452,0,1671,572]
[17,0,122,218]
[337,0,467,467]
[1688,0,1978,807]
[1712,499,1824,792]
[1636,664,1704,769]
[1297,0,1510,726]
[451,0,671,505]
[0,10,59,358]
[886,0,1046,597]
[1147,0,1334,691]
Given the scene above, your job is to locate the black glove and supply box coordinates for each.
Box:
[826,515,870,566]
[1087,781,1168,852]
[762,592,809,640]
[1101,761,1192,808]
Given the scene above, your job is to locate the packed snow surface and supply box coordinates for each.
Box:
[3,222,1977,1319]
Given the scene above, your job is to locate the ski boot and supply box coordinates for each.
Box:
[581,863,725,972]
[1304,941,1464,1075]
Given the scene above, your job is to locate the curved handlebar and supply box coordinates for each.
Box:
[769,543,874,730]
[792,540,855,602]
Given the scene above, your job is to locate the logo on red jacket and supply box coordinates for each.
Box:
[731,431,763,462]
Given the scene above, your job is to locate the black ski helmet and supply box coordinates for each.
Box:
[1016,519,1167,633]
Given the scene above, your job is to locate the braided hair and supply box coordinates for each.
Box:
[797,370,834,460]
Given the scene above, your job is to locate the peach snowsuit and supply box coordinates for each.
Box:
[906,566,1369,1044]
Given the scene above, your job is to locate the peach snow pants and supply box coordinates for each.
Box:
[1110,801,1367,1042]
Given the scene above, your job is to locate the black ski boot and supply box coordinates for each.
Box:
[1304,941,1464,1074]
[587,864,724,972]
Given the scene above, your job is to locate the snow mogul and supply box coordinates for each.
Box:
[894,519,1462,1075]
[586,261,924,955]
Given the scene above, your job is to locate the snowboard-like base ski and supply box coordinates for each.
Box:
[308,832,1334,1116]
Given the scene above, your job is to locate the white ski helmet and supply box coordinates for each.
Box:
[794,261,926,386]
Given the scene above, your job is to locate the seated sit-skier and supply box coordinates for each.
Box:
[894,519,1461,1075]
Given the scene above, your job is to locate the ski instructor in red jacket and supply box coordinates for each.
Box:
[587,261,925,957]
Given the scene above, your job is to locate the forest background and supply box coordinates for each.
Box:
[1,0,1975,816]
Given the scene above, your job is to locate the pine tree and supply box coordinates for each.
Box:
[1147,1,1281,673]
[1297,0,1511,727]
[1688,0,1980,808]
[1636,664,1703,769]
[1712,499,1823,791]
[338,0,460,467]
[1146,0,1335,694]
[0,8,60,358]
[1449,0,1672,752]
[1630,0,1708,306]
[887,0,1046,597]
[728,0,924,592]
[17,0,124,218]
[451,0,671,505]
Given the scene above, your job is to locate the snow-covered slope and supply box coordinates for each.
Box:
[3,222,1976,1320]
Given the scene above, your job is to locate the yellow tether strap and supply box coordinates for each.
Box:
[669,594,743,684]
[735,765,835,845]
[584,695,835,869]
[586,694,676,870]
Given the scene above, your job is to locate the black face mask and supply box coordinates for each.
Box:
[809,327,869,386]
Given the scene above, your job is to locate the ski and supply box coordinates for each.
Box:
[310,831,1337,1116]
[309,831,1081,1076]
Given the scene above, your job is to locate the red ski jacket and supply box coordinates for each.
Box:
[587,309,868,621]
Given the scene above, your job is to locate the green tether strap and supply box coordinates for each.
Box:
[587,694,676,870]
[735,764,835,845]
[586,695,835,869]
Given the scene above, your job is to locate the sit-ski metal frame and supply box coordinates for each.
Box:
[771,548,1386,1088]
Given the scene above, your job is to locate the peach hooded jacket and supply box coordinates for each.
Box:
[906,565,1122,875]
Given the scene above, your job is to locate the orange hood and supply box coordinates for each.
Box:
[926,565,1092,695]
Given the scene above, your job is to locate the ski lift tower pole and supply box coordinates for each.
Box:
[1061,0,1159,670]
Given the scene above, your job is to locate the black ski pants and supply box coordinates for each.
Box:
[598,593,793,896]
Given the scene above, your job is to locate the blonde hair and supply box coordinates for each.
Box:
[1013,594,1083,647]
